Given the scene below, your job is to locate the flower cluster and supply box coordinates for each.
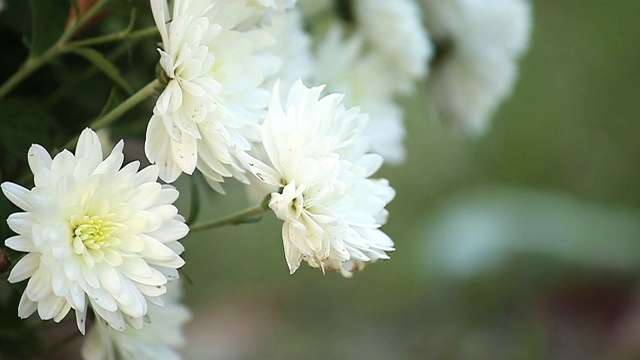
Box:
[0,0,532,358]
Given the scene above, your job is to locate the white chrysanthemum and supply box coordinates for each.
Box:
[354,0,432,85]
[239,7,313,204]
[422,0,532,132]
[240,80,395,276]
[82,280,190,360]
[314,24,407,163]
[2,128,188,334]
[146,0,279,191]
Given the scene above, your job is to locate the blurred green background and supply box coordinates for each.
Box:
[177,2,640,359]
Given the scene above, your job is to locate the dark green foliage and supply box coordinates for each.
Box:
[28,0,68,56]
[0,97,56,166]
[0,291,46,359]
[72,48,133,94]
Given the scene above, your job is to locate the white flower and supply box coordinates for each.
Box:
[313,24,407,163]
[2,128,188,334]
[354,0,432,85]
[252,0,296,10]
[146,0,279,191]
[242,7,314,204]
[261,6,313,92]
[422,0,532,132]
[240,80,395,276]
[82,280,190,360]
[301,1,431,163]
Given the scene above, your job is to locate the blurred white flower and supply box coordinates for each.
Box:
[82,280,191,360]
[302,0,432,164]
[2,128,187,334]
[240,80,395,276]
[252,0,296,10]
[314,24,407,163]
[422,0,532,133]
[261,6,313,92]
[147,0,279,191]
[354,0,432,88]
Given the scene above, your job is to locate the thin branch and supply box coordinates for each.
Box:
[189,195,272,232]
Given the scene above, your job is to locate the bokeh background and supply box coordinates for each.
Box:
[176,2,640,359]
[1,1,639,359]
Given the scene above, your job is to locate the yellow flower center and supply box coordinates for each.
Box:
[70,215,116,254]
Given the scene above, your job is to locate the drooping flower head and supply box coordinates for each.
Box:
[422,0,532,132]
[147,0,279,191]
[240,80,395,276]
[2,128,188,334]
[82,280,191,360]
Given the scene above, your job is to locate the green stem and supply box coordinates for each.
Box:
[91,79,161,130]
[190,195,272,232]
[63,79,162,150]
[0,47,59,100]
[0,0,111,100]
[46,29,154,108]
[186,175,201,225]
[61,0,111,44]
[69,25,157,49]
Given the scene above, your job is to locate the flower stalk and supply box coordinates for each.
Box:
[0,49,58,100]
[0,1,157,100]
[69,25,158,49]
[62,79,162,150]
[0,0,108,99]
[90,79,161,130]
[190,195,272,232]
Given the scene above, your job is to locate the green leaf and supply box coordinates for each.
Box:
[105,0,151,17]
[186,175,201,225]
[0,193,10,241]
[0,0,32,36]
[0,98,56,160]
[97,86,124,119]
[72,47,133,94]
[28,0,68,56]
[0,282,45,358]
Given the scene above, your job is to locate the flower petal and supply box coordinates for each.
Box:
[1,182,32,211]
[8,253,40,283]
[5,235,36,252]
